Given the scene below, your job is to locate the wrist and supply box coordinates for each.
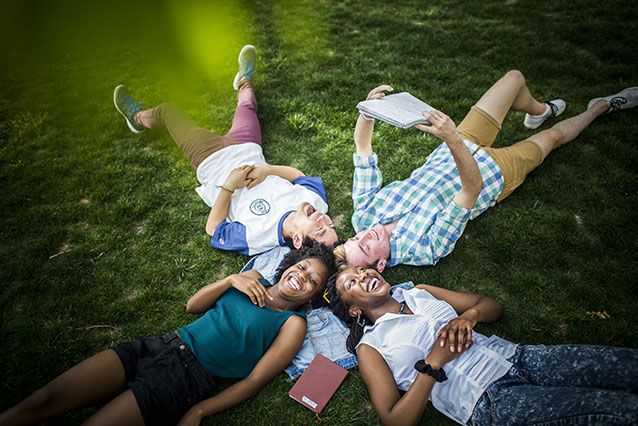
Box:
[220,184,235,194]
[461,308,479,325]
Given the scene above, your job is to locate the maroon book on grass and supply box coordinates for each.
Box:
[288,354,349,414]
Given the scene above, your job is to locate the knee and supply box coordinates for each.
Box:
[544,128,564,145]
[505,69,525,85]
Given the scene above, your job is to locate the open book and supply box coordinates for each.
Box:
[356,92,435,129]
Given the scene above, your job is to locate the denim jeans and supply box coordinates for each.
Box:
[469,344,638,425]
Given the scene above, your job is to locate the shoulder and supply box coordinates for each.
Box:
[282,314,307,331]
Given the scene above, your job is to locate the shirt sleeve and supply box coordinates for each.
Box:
[417,201,472,265]
[352,152,383,217]
[210,221,250,255]
[293,176,328,203]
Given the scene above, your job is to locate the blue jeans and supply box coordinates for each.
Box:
[469,344,638,425]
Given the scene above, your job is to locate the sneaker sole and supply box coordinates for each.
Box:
[113,85,143,134]
[233,45,256,90]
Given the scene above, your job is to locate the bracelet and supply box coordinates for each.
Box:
[219,184,235,194]
[414,360,448,382]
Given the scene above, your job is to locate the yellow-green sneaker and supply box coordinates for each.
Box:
[232,45,256,90]
[113,85,145,134]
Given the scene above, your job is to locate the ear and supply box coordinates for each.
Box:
[347,306,361,318]
[292,233,303,249]
[376,258,387,273]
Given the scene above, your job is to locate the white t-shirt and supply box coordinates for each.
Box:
[195,143,329,255]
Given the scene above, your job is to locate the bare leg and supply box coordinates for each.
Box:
[0,349,126,426]
[475,70,547,125]
[528,100,608,159]
[83,390,144,426]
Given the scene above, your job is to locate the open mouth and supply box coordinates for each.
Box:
[288,275,302,291]
[304,204,316,218]
[364,275,380,292]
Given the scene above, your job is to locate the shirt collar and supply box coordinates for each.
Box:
[277,210,295,246]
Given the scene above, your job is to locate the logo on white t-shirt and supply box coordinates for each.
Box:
[250,199,271,216]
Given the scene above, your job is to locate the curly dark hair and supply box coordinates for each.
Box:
[273,237,337,310]
[326,270,372,354]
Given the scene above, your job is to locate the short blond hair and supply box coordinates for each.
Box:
[332,244,349,271]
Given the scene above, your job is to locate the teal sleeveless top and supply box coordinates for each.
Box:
[178,285,306,378]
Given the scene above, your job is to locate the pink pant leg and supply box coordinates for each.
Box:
[224,82,262,145]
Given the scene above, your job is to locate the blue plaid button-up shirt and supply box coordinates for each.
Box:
[351,139,503,267]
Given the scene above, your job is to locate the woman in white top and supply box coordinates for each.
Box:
[327,266,638,425]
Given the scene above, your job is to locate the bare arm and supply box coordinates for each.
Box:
[246,164,305,189]
[415,111,483,209]
[186,270,264,313]
[416,284,502,353]
[177,316,307,426]
[358,342,458,426]
[205,165,254,236]
[354,85,394,157]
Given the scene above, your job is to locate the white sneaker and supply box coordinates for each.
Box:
[524,99,566,129]
[232,45,256,91]
[588,87,638,113]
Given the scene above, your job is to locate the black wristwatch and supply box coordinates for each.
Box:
[414,360,448,382]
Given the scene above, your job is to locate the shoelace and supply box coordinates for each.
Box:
[547,101,559,117]
[126,97,143,116]
[608,96,627,112]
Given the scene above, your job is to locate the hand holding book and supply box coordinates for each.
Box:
[356,87,436,129]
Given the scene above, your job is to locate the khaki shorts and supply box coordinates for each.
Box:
[457,106,544,201]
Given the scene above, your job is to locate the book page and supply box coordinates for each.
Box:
[357,92,435,128]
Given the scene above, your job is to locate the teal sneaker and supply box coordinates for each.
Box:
[232,45,256,90]
[113,85,145,134]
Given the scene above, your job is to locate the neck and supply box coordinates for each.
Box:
[281,212,294,240]
[364,297,403,323]
[264,286,298,312]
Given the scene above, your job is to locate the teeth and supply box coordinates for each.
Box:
[289,276,301,290]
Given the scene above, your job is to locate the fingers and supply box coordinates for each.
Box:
[367,85,394,100]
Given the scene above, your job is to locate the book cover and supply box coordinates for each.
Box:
[356,92,435,129]
[288,354,348,414]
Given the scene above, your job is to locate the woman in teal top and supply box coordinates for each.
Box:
[0,242,336,426]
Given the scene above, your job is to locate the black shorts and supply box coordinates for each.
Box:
[113,332,217,426]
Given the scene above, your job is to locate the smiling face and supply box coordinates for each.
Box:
[335,266,391,316]
[276,257,330,306]
[287,202,338,248]
[343,224,392,272]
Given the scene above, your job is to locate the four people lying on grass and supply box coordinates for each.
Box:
[333,71,637,271]
[4,43,636,425]
[326,266,638,425]
[0,242,336,426]
[114,45,338,256]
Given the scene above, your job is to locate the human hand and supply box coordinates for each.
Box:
[246,165,271,189]
[414,110,460,144]
[366,84,394,101]
[436,316,477,354]
[425,338,460,369]
[228,274,273,307]
[224,165,254,191]
[177,407,202,426]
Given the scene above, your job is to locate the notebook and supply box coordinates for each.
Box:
[288,354,349,414]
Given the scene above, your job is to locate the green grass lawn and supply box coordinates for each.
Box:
[1,0,636,424]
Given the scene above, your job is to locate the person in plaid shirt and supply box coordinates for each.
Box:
[334,70,637,270]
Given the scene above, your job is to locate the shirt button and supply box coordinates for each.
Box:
[179,344,185,350]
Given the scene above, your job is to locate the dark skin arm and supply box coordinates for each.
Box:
[416,284,502,353]
[205,165,253,236]
[177,315,307,426]
[186,270,271,313]
[358,342,458,426]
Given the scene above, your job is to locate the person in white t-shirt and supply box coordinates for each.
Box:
[113,45,339,255]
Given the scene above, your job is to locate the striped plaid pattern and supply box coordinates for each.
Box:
[351,139,503,267]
